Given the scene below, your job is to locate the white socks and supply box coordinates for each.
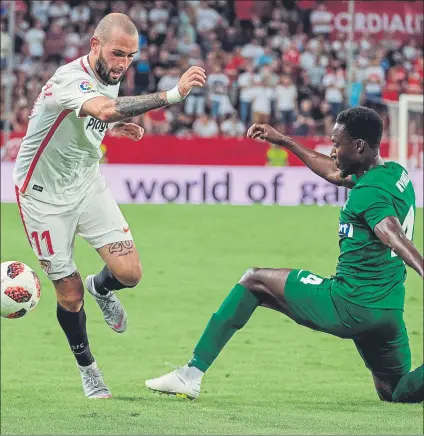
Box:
[181,363,204,381]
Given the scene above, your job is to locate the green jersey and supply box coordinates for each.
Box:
[334,161,416,309]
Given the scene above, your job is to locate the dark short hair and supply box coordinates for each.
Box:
[336,106,383,149]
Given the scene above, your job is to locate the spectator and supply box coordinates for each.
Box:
[192,112,219,137]
[70,4,91,33]
[267,7,285,36]
[129,2,148,28]
[11,106,30,132]
[157,67,180,92]
[322,68,345,118]
[44,21,66,65]
[48,0,71,27]
[134,51,153,94]
[220,113,245,137]
[309,1,332,36]
[271,24,291,52]
[294,99,315,136]
[195,0,222,34]
[256,46,275,68]
[184,81,206,118]
[237,62,256,126]
[187,44,203,66]
[141,108,172,135]
[275,75,298,134]
[349,71,363,107]
[31,0,51,27]
[251,77,273,124]
[225,46,245,73]
[63,24,81,63]
[177,2,195,41]
[313,100,334,137]
[207,64,230,118]
[87,1,108,24]
[149,0,170,35]
[110,1,127,14]
[300,42,316,74]
[282,42,300,67]
[3,0,423,142]
[241,38,264,63]
[402,38,418,63]
[405,70,423,95]
[222,27,243,53]
[25,20,45,60]
[1,19,10,70]
[177,34,198,56]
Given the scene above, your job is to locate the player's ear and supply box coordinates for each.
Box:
[90,36,100,54]
[356,139,365,153]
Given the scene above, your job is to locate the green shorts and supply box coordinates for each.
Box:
[284,269,411,378]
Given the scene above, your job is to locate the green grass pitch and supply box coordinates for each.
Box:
[1,203,423,435]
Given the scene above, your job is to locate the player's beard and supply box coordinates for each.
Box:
[95,50,124,86]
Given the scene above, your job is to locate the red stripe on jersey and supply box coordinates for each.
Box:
[20,109,72,194]
[80,57,90,75]
[15,186,31,246]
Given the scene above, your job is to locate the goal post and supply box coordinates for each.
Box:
[386,94,424,170]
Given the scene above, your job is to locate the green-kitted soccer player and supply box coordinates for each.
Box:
[146,107,423,403]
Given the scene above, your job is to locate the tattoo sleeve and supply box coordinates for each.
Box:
[108,92,168,122]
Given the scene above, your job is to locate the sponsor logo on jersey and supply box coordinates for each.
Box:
[79,80,95,94]
[338,222,354,238]
[87,117,108,133]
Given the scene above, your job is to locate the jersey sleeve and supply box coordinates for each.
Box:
[54,72,104,118]
[352,186,397,230]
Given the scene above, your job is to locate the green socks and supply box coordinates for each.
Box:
[188,284,260,373]
[392,365,424,403]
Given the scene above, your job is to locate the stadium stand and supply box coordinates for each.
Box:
[0,0,423,139]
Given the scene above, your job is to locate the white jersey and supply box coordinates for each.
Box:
[13,55,120,205]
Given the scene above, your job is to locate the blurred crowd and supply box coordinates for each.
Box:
[1,0,423,138]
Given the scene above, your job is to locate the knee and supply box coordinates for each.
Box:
[238,267,260,289]
[115,263,143,288]
[54,273,84,312]
[373,375,396,402]
[57,291,84,312]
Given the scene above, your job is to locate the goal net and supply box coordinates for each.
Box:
[385,94,423,170]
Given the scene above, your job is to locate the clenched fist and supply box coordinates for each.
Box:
[247,123,286,144]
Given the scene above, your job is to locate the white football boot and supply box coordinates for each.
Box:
[85,274,127,333]
[78,362,112,399]
[145,364,203,400]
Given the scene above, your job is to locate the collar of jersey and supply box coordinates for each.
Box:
[80,55,96,79]
[81,55,110,87]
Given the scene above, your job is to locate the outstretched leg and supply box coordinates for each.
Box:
[145,267,293,399]
[190,267,293,372]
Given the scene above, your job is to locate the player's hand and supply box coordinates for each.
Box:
[177,66,207,98]
[247,124,286,145]
[111,123,144,141]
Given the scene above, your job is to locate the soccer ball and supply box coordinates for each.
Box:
[1,261,41,319]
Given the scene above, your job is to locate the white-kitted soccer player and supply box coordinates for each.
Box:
[13,13,206,398]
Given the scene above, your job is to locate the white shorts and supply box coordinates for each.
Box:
[16,176,133,281]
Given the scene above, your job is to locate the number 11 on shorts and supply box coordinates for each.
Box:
[31,231,54,256]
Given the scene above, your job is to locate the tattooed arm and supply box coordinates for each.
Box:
[81,66,206,123]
